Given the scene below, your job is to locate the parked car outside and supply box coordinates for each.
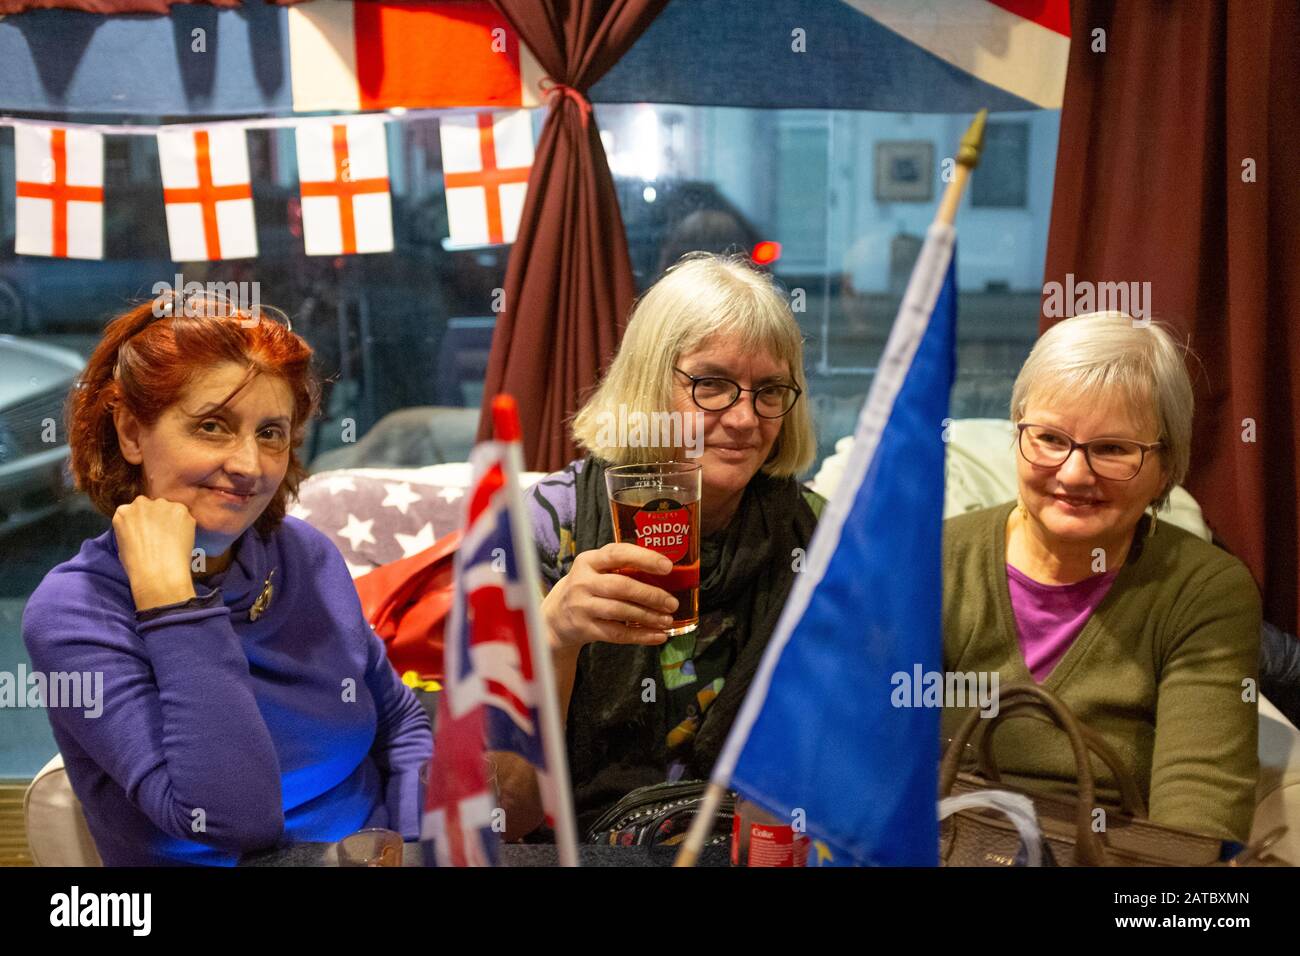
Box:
[0,335,84,537]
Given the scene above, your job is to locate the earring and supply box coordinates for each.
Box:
[1146,504,1159,540]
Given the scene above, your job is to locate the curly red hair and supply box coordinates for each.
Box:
[67,294,322,537]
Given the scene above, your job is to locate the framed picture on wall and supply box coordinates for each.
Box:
[874,141,934,203]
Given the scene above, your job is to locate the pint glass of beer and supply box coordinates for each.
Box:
[604,461,702,635]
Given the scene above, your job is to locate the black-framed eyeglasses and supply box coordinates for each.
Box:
[1016,422,1163,481]
[673,366,802,419]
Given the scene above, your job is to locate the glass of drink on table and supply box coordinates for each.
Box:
[337,828,404,867]
[605,461,702,635]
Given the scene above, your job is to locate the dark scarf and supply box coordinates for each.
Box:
[565,454,819,833]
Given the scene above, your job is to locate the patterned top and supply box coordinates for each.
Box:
[527,457,826,781]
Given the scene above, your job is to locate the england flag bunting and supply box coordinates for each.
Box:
[14,125,104,260]
[157,126,258,261]
[286,0,544,114]
[439,110,533,248]
[295,118,394,256]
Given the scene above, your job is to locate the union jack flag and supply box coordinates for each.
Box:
[421,406,575,865]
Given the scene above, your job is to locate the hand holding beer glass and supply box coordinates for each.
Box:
[538,462,700,649]
[604,462,702,636]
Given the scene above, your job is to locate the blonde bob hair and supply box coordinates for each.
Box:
[1010,311,1194,509]
[571,253,816,477]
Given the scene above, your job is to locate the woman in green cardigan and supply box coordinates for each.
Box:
[943,311,1260,846]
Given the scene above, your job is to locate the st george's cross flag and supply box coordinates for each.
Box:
[421,396,578,866]
[286,0,544,113]
[438,110,533,248]
[710,221,958,866]
[14,124,104,260]
[295,118,394,256]
[157,126,258,261]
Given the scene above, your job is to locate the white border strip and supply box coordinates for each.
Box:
[711,221,956,786]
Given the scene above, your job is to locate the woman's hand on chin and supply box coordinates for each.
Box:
[113,496,199,612]
[542,542,679,650]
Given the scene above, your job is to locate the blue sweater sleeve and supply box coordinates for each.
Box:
[362,625,433,839]
[304,528,434,840]
[22,570,285,854]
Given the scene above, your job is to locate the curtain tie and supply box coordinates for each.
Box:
[539,77,593,129]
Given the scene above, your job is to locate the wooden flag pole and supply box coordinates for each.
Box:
[493,395,581,867]
[671,110,988,870]
[937,109,988,227]
[671,780,728,868]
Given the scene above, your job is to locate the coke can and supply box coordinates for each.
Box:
[731,795,810,867]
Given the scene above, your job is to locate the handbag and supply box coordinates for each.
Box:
[353,527,463,681]
[585,780,735,854]
[939,682,1269,866]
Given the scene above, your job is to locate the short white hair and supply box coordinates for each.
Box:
[1010,311,1193,508]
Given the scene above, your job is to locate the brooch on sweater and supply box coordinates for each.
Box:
[249,569,276,621]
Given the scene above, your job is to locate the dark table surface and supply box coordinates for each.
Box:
[241,840,731,867]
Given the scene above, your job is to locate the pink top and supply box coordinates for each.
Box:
[1006,564,1120,682]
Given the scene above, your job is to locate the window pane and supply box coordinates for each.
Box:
[0,104,1058,777]
[598,104,1059,474]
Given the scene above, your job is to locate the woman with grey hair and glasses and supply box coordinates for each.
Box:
[491,253,824,839]
[942,311,1260,849]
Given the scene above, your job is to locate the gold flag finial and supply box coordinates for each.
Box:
[956,108,989,169]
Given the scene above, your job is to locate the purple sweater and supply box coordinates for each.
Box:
[22,515,433,866]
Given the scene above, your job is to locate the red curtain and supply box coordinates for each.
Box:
[477,0,668,472]
[1042,0,1300,634]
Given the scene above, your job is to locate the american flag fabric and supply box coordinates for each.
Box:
[439,110,534,248]
[157,126,258,261]
[14,125,104,260]
[286,0,544,113]
[295,118,394,256]
[420,443,561,866]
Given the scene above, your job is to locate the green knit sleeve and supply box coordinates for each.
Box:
[1148,557,1262,844]
[801,487,828,521]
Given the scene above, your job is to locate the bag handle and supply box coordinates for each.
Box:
[977,697,1148,818]
[643,793,735,856]
[939,789,1045,866]
[940,682,1108,866]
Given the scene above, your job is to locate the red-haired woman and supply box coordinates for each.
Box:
[22,294,432,866]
